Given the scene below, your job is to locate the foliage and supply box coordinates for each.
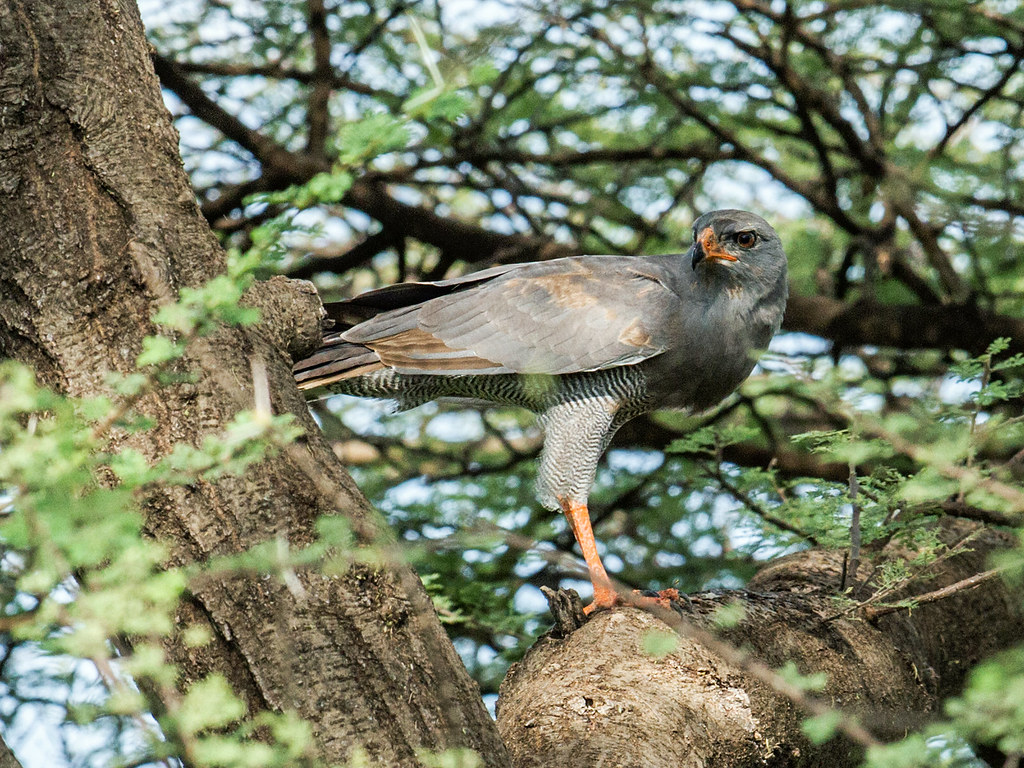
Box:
[7,0,1024,765]
[0,261,308,767]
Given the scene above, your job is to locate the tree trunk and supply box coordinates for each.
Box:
[497,521,1021,767]
[0,1,508,765]
[0,736,23,768]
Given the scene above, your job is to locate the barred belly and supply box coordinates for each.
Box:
[331,366,654,510]
[332,366,650,415]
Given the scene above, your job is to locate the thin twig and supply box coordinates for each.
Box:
[703,462,820,545]
[863,567,1004,620]
[822,529,986,622]
[851,412,1024,512]
[845,466,861,590]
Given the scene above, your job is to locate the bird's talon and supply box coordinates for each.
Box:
[582,600,615,615]
[628,587,684,611]
[584,585,620,614]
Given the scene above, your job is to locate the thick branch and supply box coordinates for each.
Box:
[171,60,386,97]
[305,0,332,156]
[784,295,1024,356]
[497,523,1021,767]
[152,54,322,178]
[287,229,402,280]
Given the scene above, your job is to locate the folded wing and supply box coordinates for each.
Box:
[296,256,680,387]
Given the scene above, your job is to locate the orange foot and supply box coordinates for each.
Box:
[558,496,688,616]
[633,587,683,610]
[582,581,619,615]
[583,587,686,615]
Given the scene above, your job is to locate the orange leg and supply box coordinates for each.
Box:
[560,498,618,613]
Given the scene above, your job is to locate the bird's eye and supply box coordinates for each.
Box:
[735,231,756,248]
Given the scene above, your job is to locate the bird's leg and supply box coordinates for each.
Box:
[560,498,617,614]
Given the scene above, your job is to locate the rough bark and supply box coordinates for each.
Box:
[496,522,1022,768]
[0,736,23,768]
[0,1,507,766]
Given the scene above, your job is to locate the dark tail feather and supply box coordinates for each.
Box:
[302,275,502,390]
[293,332,383,390]
[322,284,451,327]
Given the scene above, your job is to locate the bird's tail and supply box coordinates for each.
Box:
[292,332,384,391]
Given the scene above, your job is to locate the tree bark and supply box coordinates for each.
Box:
[0,1,507,765]
[0,736,23,768]
[496,522,1022,767]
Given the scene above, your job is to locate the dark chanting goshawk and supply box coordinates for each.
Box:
[293,210,789,612]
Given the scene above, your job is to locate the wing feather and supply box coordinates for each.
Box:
[340,255,680,377]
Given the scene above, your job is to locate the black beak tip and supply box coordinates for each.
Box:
[691,244,705,271]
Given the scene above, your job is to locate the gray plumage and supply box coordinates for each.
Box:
[294,209,788,514]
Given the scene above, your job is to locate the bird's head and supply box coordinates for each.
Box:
[689,210,786,278]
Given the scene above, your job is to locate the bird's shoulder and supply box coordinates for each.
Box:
[337,255,686,376]
[460,257,684,309]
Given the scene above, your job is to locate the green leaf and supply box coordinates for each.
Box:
[192,735,275,767]
[863,734,938,768]
[178,675,246,737]
[641,629,679,658]
[337,113,410,163]
[415,748,483,768]
[153,302,196,333]
[108,448,156,486]
[306,170,354,203]
[422,90,471,121]
[711,600,746,629]
[801,710,842,744]
[106,371,150,396]
[665,424,758,455]
[778,660,827,693]
[985,337,1011,357]
[136,335,185,367]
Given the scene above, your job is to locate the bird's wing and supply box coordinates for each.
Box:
[342,256,680,375]
[324,263,524,327]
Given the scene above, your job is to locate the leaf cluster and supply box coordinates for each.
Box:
[0,263,311,767]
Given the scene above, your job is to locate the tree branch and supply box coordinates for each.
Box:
[863,567,1004,620]
[931,54,1023,158]
[497,523,1021,767]
[170,59,389,98]
[152,54,323,178]
[286,229,403,280]
[305,0,333,156]
[783,294,1024,356]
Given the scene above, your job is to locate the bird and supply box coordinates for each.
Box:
[293,209,788,612]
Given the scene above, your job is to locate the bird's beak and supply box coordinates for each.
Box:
[690,243,704,271]
[691,227,738,271]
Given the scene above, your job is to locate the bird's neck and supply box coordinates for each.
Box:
[698,262,788,342]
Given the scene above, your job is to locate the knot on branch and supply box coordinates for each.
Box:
[540,587,588,638]
[242,276,325,360]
